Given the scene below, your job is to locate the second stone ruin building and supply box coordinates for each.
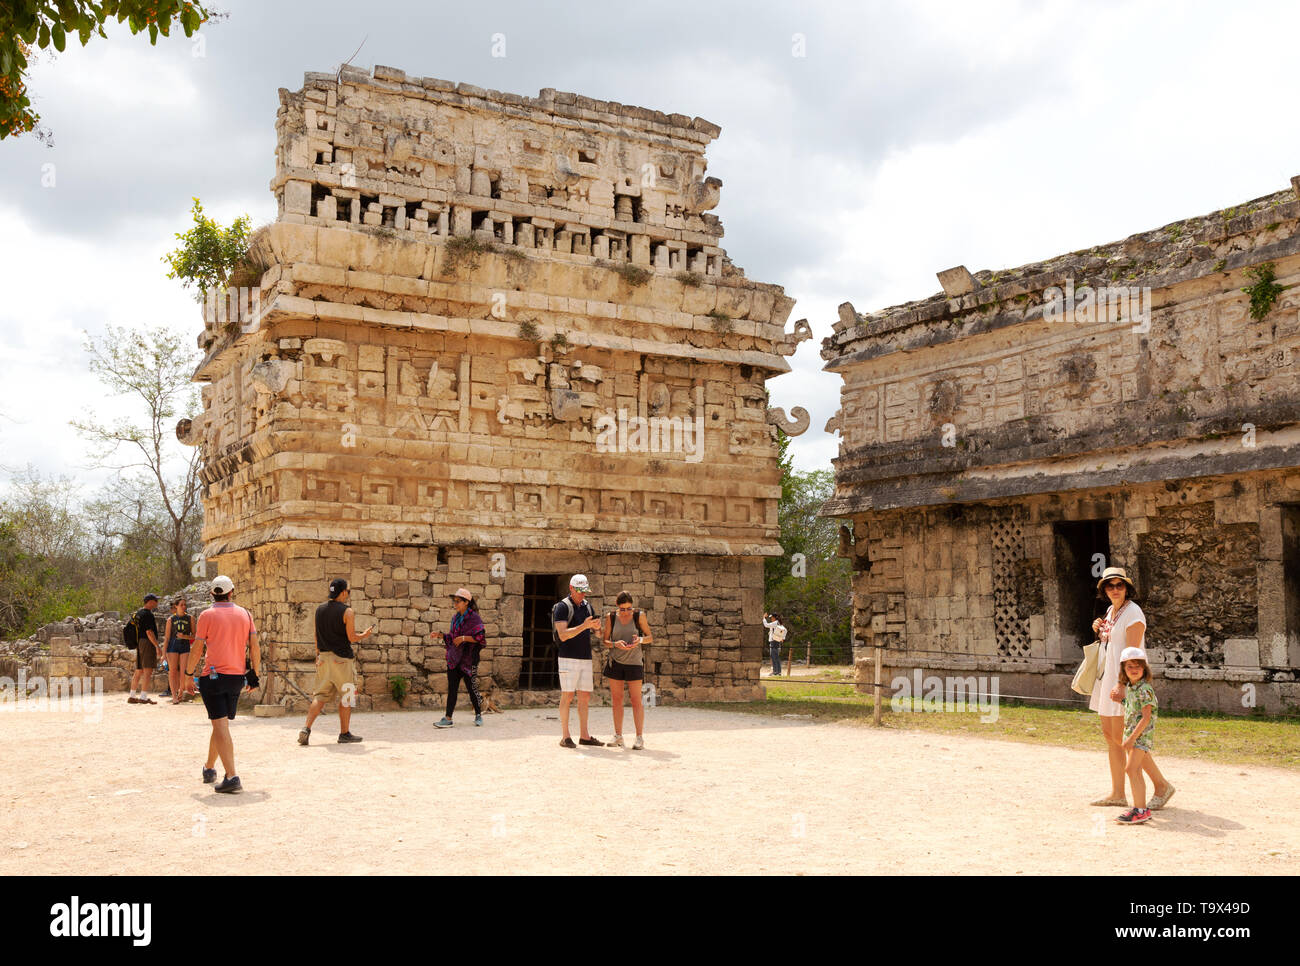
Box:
[822,178,1300,714]
[180,65,811,708]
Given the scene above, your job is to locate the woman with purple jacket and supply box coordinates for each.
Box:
[434,587,486,728]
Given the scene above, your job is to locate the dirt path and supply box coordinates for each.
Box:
[1,697,1295,875]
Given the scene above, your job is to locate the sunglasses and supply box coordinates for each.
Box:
[1104,581,1126,589]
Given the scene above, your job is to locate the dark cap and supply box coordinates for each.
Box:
[328,578,349,599]
[144,593,159,602]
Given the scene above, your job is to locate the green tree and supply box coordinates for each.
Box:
[764,434,853,664]
[1,2,213,141]
[71,325,202,590]
[162,197,253,299]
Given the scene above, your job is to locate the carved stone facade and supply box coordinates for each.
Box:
[182,65,810,709]
[823,178,1300,714]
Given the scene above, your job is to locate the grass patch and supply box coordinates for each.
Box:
[706,308,733,334]
[615,262,652,287]
[688,680,1300,770]
[441,234,496,275]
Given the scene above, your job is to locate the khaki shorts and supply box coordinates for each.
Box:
[312,652,357,702]
[136,640,158,670]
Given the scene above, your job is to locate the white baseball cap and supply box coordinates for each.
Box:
[1119,646,1147,662]
[212,575,235,594]
[570,574,590,592]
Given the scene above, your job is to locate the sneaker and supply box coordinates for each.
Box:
[610,734,625,748]
[337,732,363,743]
[127,696,141,704]
[214,776,243,794]
[160,689,172,698]
[1116,807,1151,824]
[632,735,644,750]
[297,728,310,746]
[202,767,217,784]
[559,737,576,748]
[474,714,483,727]
[1150,783,1176,810]
[578,736,605,747]
[140,697,157,705]
[434,717,454,729]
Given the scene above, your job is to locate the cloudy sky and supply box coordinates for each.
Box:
[2,0,1299,496]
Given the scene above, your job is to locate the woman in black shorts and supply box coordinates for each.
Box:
[603,592,653,750]
[164,596,196,704]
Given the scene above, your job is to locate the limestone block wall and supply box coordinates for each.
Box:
[844,470,1300,714]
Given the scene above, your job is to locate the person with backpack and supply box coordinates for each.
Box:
[603,592,653,749]
[553,574,605,749]
[185,575,260,794]
[163,595,196,704]
[126,593,162,704]
[762,613,787,676]
[433,588,486,729]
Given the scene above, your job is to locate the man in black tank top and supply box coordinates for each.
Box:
[299,578,373,745]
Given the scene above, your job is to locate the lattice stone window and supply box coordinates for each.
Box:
[991,513,1033,658]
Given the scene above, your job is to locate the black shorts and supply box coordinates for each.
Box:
[605,661,644,682]
[198,673,245,720]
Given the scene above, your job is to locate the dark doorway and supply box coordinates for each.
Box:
[1054,521,1111,653]
[520,574,562,690]
[1284,506,1300,667]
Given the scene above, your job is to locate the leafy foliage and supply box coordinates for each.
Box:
[162,197,252,299]
[1241,262,1285,323]
[0,469,175,638]
[764,432,853,663]
[1,2,212,140]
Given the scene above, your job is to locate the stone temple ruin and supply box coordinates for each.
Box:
[822,177,1300,714]
[179,65,811,708]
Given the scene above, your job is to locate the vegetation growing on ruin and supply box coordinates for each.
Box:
[615,263,651,287]
[441,234,495,275]
[162,198,254,299]
[516,318,540,342]
[677,271,702,287]
[707,309,733,334]
[389,675,410,706]
[548,332,569,351]
[1241,262,1285,322]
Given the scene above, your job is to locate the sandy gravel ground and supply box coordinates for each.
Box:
[1,696,1296,875]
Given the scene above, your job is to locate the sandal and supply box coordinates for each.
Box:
[1090,796,1128,807]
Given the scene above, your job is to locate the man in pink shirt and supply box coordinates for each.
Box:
[185,575,260,794]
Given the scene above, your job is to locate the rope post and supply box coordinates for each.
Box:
[872,642,883,727]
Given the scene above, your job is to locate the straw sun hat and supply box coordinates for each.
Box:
[1095,566,1138,595]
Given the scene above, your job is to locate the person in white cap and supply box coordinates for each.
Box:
[186,575,259,794]
[1115,646,1160,824]
[552,574,605,748]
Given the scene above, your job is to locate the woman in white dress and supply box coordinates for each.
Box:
[1088,567,1174,808]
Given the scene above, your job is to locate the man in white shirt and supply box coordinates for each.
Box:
[762,613,787,676]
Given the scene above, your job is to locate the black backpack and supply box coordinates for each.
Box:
[122,611,141,650]
[552,598,575,649]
